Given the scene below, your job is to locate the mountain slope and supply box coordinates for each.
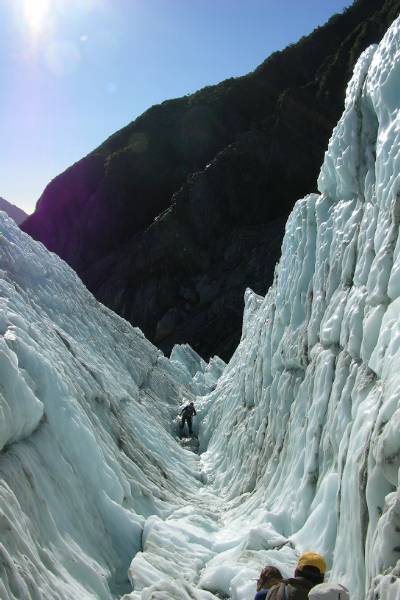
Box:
[22,0,400,360]
[0,197,27,225]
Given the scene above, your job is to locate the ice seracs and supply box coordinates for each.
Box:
[0,209,204,599]
[170,343,225,397]
[196,14,400,600]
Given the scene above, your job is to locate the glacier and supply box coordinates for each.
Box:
[2,12,400,600]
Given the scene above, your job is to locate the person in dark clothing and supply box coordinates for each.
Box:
[179,401,197,435]
[265,552,326,600]
[254,565,283,600]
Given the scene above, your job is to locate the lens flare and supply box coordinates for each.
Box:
[24,0,52,36]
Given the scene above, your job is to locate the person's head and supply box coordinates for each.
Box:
[295,552,326,585]
[308,583,349,600]
[256,565,283,592]
[190,402,194,406]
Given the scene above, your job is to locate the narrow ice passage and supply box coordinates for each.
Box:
[124,432,226,600]
[120,394,298,600]
[2,13,400,600]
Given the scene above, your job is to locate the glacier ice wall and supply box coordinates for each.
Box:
[0,213,206,599]
[197,17,400,600]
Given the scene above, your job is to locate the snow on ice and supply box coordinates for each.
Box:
[2,13,400,600]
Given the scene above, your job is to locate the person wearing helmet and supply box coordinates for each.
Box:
[179,401,197,435]
[266,552,326,600]
[254,565,283,600]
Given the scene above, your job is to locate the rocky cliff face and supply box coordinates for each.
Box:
[22,0,400,360]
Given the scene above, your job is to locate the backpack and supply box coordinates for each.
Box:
[182,404,195,418]
[267,579,313,600]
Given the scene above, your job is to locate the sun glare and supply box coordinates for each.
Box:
[24,0,52,36]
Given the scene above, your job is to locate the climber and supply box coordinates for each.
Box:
[308,583,350,600]
[265,552,326,600]
[179,401,197,435]
[254,565,283,600]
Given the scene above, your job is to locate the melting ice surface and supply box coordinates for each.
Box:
[2,14,400,600]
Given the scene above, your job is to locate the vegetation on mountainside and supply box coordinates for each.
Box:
[23,0,400,360]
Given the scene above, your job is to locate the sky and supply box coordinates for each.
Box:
[0,0,351,214]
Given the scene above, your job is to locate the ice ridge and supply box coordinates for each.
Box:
[196,16,400,600]
[0,210,206,599]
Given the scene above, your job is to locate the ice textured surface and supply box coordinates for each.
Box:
[2,13,400,600]
[196,18,400,600]
[170,343,225,396]
[0,211,205,599]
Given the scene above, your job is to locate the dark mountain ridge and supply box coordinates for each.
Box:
[22,0,400,360]
[0,197,27,226]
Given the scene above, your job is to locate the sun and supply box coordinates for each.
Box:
[23,0,52,36]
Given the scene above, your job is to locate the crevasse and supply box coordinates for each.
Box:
[1,13,400,600]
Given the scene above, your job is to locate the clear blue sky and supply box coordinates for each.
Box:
[0,0,351,214]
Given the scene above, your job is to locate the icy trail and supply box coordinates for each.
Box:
[2,13,400,600]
